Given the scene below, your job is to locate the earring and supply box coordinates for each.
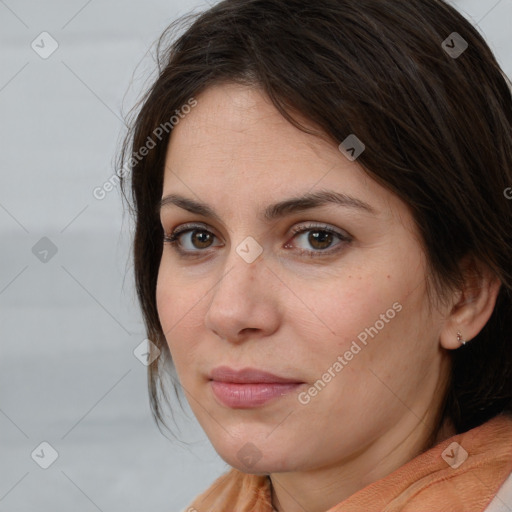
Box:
[457,331,466,346]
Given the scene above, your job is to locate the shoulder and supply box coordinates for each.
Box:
[180,467,272,511]
[483,472,512,512]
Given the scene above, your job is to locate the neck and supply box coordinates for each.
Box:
[269,413,455,512]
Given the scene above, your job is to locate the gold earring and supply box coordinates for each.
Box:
[457,331,466,346]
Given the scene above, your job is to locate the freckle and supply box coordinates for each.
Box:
[387,275,391,279]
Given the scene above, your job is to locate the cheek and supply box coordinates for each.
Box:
[304,274,434,410]
[293,260,429,379]
[294,299,430,437]
[299,270,399,347]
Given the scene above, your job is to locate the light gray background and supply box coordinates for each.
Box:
[0,1,511,511]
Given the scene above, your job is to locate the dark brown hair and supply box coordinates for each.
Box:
[119,0,512,438]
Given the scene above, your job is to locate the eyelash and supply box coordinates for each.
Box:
[162,222,352,259]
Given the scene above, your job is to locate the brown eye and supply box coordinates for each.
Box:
[190,230,214,249]
[286,223,352,257]
[164,222,351,259]
[166,228,218,250]
[307,230,334,250]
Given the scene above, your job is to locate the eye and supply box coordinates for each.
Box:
[163,222,352,259]
[163,223,221,253]
[286,223,351,256]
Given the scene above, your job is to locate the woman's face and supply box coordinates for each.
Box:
[156,83,451,476]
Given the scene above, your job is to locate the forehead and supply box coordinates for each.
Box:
[162,83,406,225]
[166,83,332,170]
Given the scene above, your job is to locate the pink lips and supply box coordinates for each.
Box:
[209,366,304,408]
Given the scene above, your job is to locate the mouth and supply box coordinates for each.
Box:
[209,366,305,409]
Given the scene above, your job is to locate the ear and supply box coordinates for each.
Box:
[440,256,501,350]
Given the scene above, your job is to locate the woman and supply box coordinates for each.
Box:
[119,0,512,510]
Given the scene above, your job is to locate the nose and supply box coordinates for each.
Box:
[203,245,281,343]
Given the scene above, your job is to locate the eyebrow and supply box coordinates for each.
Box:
[158,189,376,222]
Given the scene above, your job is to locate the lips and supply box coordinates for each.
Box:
[209,366,304,408]
[209,366,302,384]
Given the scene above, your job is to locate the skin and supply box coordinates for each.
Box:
[156,83,500,512]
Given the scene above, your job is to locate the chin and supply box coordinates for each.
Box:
[210,435,302,475]
[222,454,288,475]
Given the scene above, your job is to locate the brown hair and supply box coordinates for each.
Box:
[118,0,512,438]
